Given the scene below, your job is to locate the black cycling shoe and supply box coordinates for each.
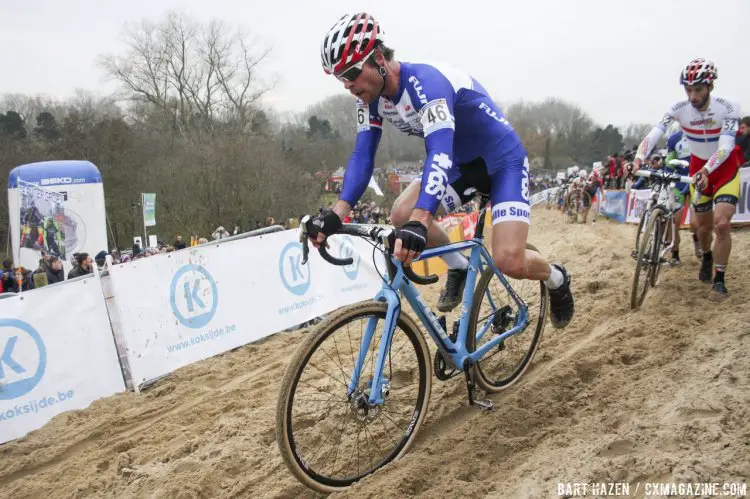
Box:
[548,264,574,329]
[711,280,728,296]
[698,254,713,283]
[436,268,468,312]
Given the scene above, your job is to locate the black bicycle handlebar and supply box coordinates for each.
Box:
[299,217,440,285]
[634,169,693,184]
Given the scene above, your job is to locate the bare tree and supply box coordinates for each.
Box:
[621,123,653,148]
[98,12,274,132]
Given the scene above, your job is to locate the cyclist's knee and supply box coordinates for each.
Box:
[493,250,526,280]
[714,216,731,237]
[389,202,411,227]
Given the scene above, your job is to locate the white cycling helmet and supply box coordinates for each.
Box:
[320,13,386,75]
[680,58,717,86]
[578,170,587,179]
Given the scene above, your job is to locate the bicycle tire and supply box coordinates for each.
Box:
[630,207,663,310]
[634,208,648,254]
[578,191,593,222]
[650,213,669,287]
[467,243,548,393]
[275,301,432,493]
[565,193,578,223]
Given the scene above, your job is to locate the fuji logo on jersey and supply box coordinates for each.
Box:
[407,76,428,105]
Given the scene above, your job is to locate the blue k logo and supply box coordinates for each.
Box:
[279,242,311,295]
[0,319,47,400]
[170,265,218,329]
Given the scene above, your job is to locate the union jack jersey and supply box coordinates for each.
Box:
[656,96,739,160]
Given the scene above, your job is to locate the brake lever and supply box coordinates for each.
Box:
[299,215,311,265]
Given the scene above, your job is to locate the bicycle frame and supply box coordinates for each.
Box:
[347,213,530,406]
[638,178,684,259]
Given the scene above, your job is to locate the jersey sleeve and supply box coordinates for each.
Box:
[636,103,681,161]
[404,69,457,215]
[339,99,383,206]
[704,107,740,174]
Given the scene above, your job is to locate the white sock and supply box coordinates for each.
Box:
[441,252,469,270]
[545,265,564,290]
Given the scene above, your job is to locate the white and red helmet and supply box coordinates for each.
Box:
[321,13,385,75]
[680,58,718,86]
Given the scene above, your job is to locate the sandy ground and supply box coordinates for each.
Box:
[1,207,748,499]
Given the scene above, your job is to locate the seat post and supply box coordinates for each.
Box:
[473,195,491,240]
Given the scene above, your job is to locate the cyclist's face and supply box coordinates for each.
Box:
[341,63,380,104]
[684,84,710,110]
[740,123,749,136]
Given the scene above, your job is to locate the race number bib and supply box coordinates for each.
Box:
[420,99,455,136]
[356,104,368,132]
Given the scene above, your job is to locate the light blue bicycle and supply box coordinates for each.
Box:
[275,193,548,493]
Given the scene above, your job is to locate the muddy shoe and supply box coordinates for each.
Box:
[548,264,574,329]
[710,280,728,298]
[436,268,468,312]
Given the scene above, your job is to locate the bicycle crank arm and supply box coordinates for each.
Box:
[463,359,493,411]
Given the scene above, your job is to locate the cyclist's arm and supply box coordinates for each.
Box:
[635,107,678,163]
[337,100,383,217]
[703,114,740,174]
[406,71,458,227]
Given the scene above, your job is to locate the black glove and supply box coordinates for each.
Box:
[306,210,342,239]
[396,221,428,254]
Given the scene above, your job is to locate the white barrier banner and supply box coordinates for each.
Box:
[626,189,653,224]
[107,229,387,388]
[529,187,556,206]
[735,167,750,223]
[625,167,750,225]
[0,275,125,444]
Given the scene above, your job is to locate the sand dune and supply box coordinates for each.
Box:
[1,207,748,498]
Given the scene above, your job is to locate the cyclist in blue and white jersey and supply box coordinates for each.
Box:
[307,13,574,328]
[664,129,700,263]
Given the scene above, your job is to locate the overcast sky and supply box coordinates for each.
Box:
[1,0,747,126]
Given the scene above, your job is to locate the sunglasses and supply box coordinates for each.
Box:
[335,53,374,82]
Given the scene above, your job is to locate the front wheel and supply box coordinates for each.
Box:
[650,215,671,287]
[467,243,548,393]
[630,207,663,310]
[275,301,432,493]
[565,192,579,223]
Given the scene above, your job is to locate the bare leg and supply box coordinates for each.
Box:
[390,180,451,248]
[712,203,735,266]
[490,220,551,280]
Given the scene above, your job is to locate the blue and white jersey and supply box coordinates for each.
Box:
[340,61,526,215]
[667,130,691,162]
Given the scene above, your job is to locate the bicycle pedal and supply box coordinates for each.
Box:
[472,398,494,411]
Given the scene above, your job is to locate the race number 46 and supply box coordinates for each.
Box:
[420,99,454,136]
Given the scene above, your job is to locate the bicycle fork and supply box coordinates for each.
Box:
[348,288,401,407]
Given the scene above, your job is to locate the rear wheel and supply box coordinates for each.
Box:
[467,243,548,392]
